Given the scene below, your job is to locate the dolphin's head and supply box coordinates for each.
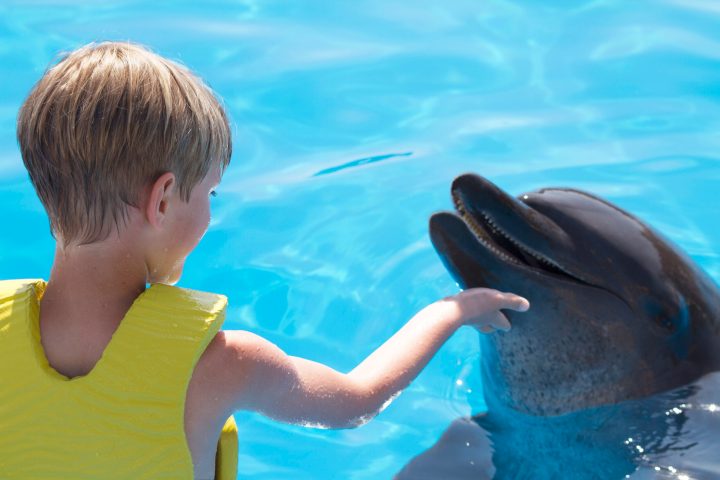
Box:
[430,173,720,416]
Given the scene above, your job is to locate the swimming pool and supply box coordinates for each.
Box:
[1,1,720,478]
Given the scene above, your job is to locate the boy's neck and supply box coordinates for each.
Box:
[41,239,149,327]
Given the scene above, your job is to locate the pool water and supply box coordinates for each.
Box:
[2,1,720,478]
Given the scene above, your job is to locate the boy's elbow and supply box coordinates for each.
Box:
[333,384,400,429]
[336,408,375,429]
[325,412,374,430]
[294,410,371,430]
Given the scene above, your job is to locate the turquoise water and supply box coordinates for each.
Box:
[2,1,720,478]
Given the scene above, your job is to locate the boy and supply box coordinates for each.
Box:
[2,42,529,479]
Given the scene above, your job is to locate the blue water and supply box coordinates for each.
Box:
[2,1,720,478]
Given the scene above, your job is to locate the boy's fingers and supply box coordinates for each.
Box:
[499,293,530,312]
[479,325,494,333]
[490,311,512,332]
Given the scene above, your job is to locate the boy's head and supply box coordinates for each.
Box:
[17,41,231,248]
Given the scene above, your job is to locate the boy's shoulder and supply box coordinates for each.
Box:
[193,328,288,414]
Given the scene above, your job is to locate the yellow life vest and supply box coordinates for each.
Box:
[0,279,238,479]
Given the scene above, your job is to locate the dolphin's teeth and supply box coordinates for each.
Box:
[453,194,588,283]
[454,202,522,266]
[496,226,589,283]
[471,224,518,265]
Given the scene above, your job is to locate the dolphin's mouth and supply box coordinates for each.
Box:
[451,189,589,284]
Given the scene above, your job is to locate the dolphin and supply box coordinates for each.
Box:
[396,174,720,479]
[429,173,720,416]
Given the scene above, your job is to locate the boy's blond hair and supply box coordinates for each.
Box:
[17,41,232,246]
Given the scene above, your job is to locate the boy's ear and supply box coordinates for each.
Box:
[145,172,177,228]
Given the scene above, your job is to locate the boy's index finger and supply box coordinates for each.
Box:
[500,293,530,312]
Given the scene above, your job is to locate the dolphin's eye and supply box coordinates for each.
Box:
[644,303,671,332]
[647,296,689,339]
[655,315,676,332]
[644,296,686,335]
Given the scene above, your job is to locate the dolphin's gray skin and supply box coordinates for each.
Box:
[396,174,720,479]
[429,173,720,416]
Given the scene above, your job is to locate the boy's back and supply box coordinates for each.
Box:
[0,279,238,479]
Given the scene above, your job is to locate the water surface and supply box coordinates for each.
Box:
[1,1,720,478]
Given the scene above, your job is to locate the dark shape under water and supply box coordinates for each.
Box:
[397,174,720,479]
[398,373,720,479]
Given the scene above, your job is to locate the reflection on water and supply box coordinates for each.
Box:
[2,0,720,478]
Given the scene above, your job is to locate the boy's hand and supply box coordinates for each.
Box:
[437,288,530,333]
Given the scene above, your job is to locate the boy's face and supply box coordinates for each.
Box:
[147,165,222,285]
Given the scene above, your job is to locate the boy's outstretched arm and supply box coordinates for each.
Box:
[210,289,529,429]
